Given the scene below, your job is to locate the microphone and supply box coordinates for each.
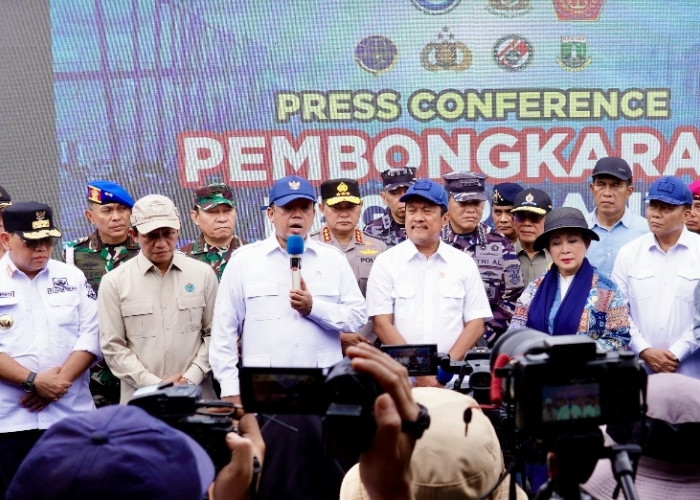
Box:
[286,235,304,289]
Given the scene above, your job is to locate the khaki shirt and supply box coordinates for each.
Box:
[98,252,218,403]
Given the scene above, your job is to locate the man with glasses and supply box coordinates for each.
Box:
[441,172,524,346]
[180,183,246,282]
[0,185,11,259]
[511,188,553,286]
[0,202,99,494]
[585,157,648,277]
[685,179,700,235]
[364,167,417,247]
[98,195,218,403]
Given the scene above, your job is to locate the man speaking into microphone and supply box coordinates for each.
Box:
[210,175,367,498]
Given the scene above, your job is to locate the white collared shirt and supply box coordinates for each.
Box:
[210,235,368,397]
[366,239,492,353]
[612,228,700,378]
[0,254,99,433]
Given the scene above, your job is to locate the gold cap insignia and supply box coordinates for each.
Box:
[337,182,349,194]
[32,211,50,229]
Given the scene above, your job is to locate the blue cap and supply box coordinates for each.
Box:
[6,405,215,500]
[399,179,448,209]
[647,176,693,206]
[492,183,524,206]
[87,180,134,208]
[268,175,316,207]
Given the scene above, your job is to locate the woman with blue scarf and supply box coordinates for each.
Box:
[508,207,631,352]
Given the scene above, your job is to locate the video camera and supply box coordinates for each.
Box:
[239,357,383,460]
[129,383,236,471]
[380,343,492,403]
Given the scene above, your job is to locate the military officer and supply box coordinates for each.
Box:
[441,172,524,346]
[179,182,246,281]
[64,180,138,294]
[312,178,387,349]
[491,182,523,244]
[364,167,416,247]
[63,180,138,407]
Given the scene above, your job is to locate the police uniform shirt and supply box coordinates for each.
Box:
[366,239,492,354]
[612,228,700,379]
[98,252,219,403]
[210,235,368,397]
[311,226,387,296]
[0,254,99,433]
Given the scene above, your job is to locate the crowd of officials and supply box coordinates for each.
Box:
[1,156,700,499]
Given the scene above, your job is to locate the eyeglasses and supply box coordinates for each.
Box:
[513,212,544,223]
[13,233,55,249]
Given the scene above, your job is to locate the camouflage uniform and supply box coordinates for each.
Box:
[64,231,139,406]
[179,233,246,282]
[64,231,139,294]
[441,222,524,345]
[364,207,407,248]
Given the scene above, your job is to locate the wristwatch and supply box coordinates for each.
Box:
[401,403,431,439]
[21,371,37,393]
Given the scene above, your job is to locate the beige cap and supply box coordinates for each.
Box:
[130,194,181,234]
[340,387,527,500]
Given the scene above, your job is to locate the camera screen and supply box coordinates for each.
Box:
[380,344,437,375]
[239,367,326,414]
[541,383,601,423]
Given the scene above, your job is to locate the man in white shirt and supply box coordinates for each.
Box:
[0,202,99,494]
[210,175,367,500]
[585,157,648,277]
[612,176,700,379]
[366,179,492,387]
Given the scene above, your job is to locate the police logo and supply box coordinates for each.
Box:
[487,0,531,18]
[185,283,195,293]
[421,28,471,72]
[552,0,606,21]
[410,0,462,15]
[355,35,398,76]
[493,35,532,71]
[0,314,13,329]
[557,36,592,72]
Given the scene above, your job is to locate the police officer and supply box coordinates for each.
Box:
[64,180,139,294]
[364,167,417,247]
[491,182,523,244]
[312,178,387,349]
[0,185,12,259]
[441,172,524,346]
[0,202,99,494]
[64,180,138,407]
[179,182,246,281]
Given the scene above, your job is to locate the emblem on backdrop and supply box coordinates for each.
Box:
[410,0,462,15]
[355,36,398,76]
[493,35,533,71]
[557,36,592,71]
[487,0,531,18]
[551,0,606,21]
[421,28,472,72]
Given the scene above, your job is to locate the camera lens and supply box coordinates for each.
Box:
[490,328,550,367]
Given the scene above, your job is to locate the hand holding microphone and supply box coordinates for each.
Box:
[286,235,312,315]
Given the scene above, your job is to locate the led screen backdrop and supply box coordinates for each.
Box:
[41,0,700,242]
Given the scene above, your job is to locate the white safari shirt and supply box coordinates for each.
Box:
[0,254,99,433]
[210,235,367,397]
[366,239,492,353]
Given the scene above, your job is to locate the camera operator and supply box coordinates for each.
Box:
[582,373,700,500]
[6,404,265,500]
